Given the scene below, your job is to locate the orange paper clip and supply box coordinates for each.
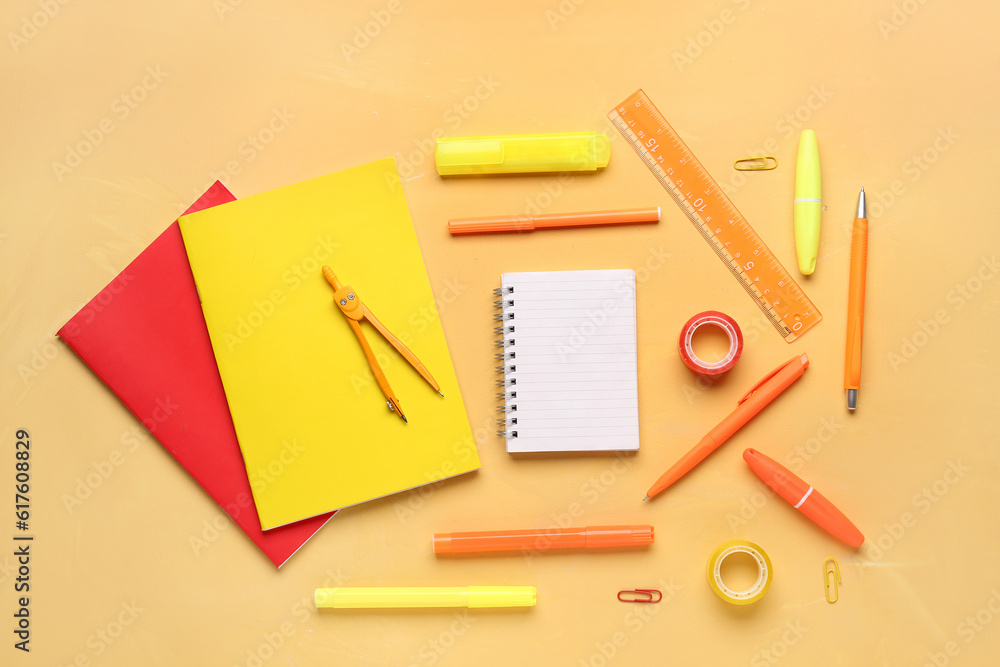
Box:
[618,589,662,603]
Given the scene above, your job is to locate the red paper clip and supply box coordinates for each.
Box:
[617,589,662,603]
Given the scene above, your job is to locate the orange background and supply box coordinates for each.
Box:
[3,1,999,665]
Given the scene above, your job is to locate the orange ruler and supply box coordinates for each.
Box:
[609,89,821,342]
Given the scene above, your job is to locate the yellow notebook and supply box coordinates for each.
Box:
[178,159,480,530]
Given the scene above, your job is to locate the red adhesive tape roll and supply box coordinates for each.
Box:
[678,311,743,375]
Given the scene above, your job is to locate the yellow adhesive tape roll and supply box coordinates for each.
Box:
[706,540,772,605]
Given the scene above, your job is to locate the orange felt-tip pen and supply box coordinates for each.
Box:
[742,448,864,548]
[447,207,660,235]
[844,188,868,411]
[433,525,654,554]
[644,354,809,500]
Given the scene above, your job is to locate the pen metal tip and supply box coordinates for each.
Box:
[642,495,649,502]
[847,389,858,411]
[438,391,444,397]
[857,188,866,218]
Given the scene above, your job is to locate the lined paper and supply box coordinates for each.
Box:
[498,270,639,453]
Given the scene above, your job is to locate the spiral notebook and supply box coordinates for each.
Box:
[495,269,639,453]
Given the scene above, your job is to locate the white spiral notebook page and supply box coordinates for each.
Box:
[496,269,639,453]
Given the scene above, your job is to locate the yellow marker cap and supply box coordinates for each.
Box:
[315,586,537,609]
[436,132,610,176]
[793,129,821,275]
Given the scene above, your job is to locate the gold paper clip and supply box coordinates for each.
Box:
[824,557,841,603]
[734,156,778,171]
[618,589,662,603]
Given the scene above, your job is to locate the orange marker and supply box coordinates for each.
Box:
[433,525,654,554]
[447,207,660,235]
[644,354,809,500]
[742,449,864,548]
[844,188,868,410]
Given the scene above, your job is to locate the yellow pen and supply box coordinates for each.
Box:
[793,129,821,275]
[315,586,537,609]
[436,132,610,175]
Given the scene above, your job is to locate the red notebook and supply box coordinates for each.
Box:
[58,182,334,568]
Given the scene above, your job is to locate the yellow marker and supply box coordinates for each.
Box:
[315,586,537,609]
[436,132,610,175]
[793,129,821,275]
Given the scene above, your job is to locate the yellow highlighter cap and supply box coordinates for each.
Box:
[794,129,821,200]
[436,132,610,175]
[467,586,536,608]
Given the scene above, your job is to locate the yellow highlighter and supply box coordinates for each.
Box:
[315,586,537,609]
[436,132,610,175]
[793,129,821,275]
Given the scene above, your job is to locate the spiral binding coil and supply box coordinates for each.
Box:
[494,285,518,438]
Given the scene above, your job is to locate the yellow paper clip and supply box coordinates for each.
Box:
[734,156,778,171]
[824,557,841,603]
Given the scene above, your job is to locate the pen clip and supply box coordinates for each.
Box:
[737,357,796,405]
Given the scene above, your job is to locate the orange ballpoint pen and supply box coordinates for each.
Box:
[844,188,868,410]
[644,354,809,500]
[743,449,864,548]
[322,266,442,423]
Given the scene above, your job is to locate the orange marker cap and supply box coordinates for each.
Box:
[743,449,864,548]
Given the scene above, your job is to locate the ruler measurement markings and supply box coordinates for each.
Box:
[610,89,820,341]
